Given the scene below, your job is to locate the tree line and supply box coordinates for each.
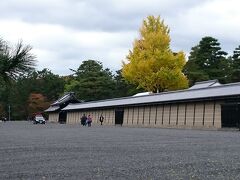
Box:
[0,59,141,120]
[0,15,240,120]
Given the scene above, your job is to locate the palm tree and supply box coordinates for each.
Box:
[0,38,36,119]
[0,39,36,83]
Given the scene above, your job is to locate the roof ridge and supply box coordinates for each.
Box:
[65,81,240,108]
[194,79,218,85]
[71,81,240,107]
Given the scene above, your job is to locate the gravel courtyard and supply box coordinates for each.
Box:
[0,122,240,180]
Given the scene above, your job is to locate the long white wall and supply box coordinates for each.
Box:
[67,109,115,125]
[66,101,222,129]
[48,113,59,123]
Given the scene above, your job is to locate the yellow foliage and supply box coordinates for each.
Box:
[122,15,188,92]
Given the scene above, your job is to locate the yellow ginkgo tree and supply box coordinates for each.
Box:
[122,15,188,92]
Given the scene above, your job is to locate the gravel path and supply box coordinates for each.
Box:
[0,121,240,179]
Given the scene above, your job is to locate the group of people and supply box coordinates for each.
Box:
[81,114,92,127]
[80,114,105,127]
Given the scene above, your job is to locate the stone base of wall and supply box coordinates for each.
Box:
[122,124,220,130]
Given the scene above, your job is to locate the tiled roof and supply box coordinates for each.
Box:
[62,81,240,111]
[44,105,60,112]
[189,79,221,89]
[51,92,80,106]
[45,92,80,112]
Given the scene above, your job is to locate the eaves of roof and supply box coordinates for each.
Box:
[62,82,240,111]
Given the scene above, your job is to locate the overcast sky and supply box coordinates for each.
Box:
[0,0,239,75]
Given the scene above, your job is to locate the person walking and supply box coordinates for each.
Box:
[81,114,87,126]
[87,115,92,127]
[99,114,104,125]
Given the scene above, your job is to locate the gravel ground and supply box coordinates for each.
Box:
[0,121,240,180]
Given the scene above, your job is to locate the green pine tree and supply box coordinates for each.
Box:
[65,60,116,101]
[230,45,240,82]
[184,36,230,85]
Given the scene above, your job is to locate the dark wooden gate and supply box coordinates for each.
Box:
[221,104,240,128]
[59,111,67,124]
[115,109,124,125]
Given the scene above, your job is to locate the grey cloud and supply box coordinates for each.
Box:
[0,0,209,32]
[0,0,239,75]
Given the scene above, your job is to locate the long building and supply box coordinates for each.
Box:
[58,80,240,129]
